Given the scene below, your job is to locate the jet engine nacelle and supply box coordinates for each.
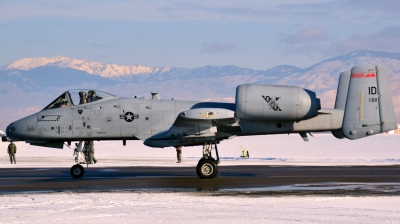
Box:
[235,84,321,121]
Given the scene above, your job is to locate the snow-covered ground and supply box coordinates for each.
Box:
[1,192,400,223]
[1,134,400,223]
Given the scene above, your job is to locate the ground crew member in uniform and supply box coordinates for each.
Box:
[8,141,16,164]
[175,146,182,163]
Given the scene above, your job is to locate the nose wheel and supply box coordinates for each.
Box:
[70,164,85,178]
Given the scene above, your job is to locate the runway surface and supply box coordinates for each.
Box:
[1,165,400,195]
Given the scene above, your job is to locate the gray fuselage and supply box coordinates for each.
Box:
[6,95,343,148]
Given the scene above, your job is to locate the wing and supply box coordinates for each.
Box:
[144,108,241,147]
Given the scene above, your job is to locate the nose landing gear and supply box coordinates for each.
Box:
[70,140,96,178]
[70,164,85,178]
[196,141,220,179]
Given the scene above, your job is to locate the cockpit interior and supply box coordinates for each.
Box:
[43,90,116,110]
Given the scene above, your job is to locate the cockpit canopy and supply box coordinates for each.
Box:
[43,89,116,110]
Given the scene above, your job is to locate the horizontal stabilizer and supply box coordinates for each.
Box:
[342,66,397,140]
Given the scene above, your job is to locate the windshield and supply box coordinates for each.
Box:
[43,89,116,110]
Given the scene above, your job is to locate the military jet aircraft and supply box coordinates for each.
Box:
[2,65,397,179]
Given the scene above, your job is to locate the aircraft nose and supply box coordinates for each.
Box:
[6,121,18,138]
[6,114,38,141]
[6,116,31,138]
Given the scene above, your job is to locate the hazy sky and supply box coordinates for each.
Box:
[1,0,400,70]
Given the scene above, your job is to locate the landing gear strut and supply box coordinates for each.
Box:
[196,141,220,179]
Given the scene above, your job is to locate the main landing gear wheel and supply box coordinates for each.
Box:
[70,164,85,178]
[196,141,220,179]
[196,159,218,179]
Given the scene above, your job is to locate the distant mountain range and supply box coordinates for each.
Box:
[1,50,400,130]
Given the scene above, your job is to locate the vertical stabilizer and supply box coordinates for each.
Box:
[342,66,396,140]
[334,71,351,110]
[332,71,351,139]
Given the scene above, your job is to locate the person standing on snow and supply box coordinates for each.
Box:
[175,146,182,163]
[8,141,17,164]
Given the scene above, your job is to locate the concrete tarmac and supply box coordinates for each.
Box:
[1,165,400,195]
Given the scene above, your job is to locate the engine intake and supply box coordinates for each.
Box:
[235,84,320,121]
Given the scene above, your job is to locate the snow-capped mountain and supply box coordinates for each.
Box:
[3,56,168,77]
[1,50,400,131]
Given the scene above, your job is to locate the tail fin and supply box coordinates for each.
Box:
[334,71,351,110]
[331,71,351,139]
[342,65,397,140]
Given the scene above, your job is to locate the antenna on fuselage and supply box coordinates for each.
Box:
[151,92,160,100]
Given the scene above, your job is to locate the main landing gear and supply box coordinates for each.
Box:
[196,141,220,179]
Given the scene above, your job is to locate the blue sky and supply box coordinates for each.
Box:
[1,0,400,70]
